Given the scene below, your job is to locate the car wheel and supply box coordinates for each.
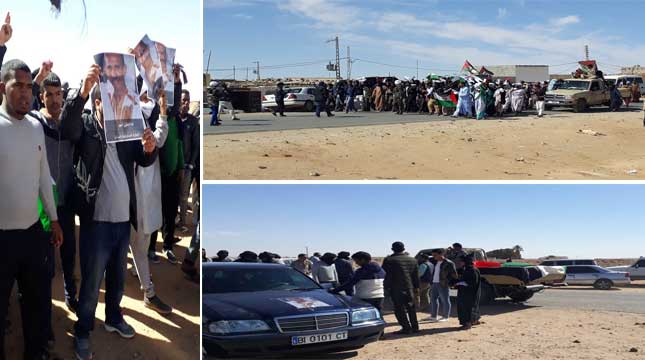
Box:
[573,99,587,113]
[480,281,496,305]
[304,100,315,112]
[593,279,613,290]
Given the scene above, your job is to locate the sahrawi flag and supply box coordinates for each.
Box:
[462,60,480,76]
[434,90,458,107]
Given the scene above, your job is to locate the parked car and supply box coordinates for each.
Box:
[604,74,645,95]
[607,257,645,280]
[202,262,385,358]
[539,259,597,266]
[564,265,630,289]
[262,87,316,112]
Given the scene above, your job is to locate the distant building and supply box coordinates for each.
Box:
[484,65,549,83]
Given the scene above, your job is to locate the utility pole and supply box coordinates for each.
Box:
[233,65,236,81]
[416,59,419,79]
[252,61,260,81]
[246,67,249,82]
[206,50,212,73]
[347,46,351,80]
[585,45,589,61]
[326,36,341,80]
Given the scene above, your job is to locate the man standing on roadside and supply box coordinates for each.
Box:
[291,254,313,276]
[334,251,355,295]
[381,242,419,335]
[427,248,457,323]
[0,58,63,360]
[177,89,199,231]
[272,82,286,117]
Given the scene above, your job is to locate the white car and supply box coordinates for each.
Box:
[604,74,644,95]
[262,87,316,112]
[565,265,630,289]
[607,257,645,280]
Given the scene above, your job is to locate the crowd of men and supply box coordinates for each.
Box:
[206,241,482,335]
[0,13,200,360]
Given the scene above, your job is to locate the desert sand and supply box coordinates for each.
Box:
[204,108,645,180]
[6,220,200,360]
[355,307,645,360]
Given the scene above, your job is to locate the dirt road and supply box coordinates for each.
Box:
[6,221,200,360]
[204,106,645,180]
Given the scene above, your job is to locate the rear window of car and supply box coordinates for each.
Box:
[574,260,595,265]
[286,88,302,94]
[203,266,320,294]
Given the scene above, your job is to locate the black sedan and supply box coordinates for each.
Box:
[203,262,385,358]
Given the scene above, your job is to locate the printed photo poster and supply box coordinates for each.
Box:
[93,52,145,143]
[154,41,176,105]
[133,34,173,105]
[278,297,331,310]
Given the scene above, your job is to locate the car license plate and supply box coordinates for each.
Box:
[291,331,348,346]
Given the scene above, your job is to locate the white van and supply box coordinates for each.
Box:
[604,74,644,95]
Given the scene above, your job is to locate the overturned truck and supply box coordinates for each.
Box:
[416,248,556,304]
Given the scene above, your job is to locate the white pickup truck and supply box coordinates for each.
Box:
[607,257,645,280]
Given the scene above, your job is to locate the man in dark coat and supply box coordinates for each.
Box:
[313,82,334,118]
[455,254,481,330]
[334,251,355,295]
[381,242,419,335]
[272,82,286,117]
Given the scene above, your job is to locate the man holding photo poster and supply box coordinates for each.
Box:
[60,59,157,359]
[133,35,165,105]
[154,40,176,104]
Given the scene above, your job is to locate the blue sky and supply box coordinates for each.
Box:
[203,184,645,259]
[204,0,644,79]
[6,0,201,97]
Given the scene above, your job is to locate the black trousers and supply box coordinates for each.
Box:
[390,289,418,331]
[471,285,481,323]
[161,172,180,251]
[0,221,50,360]
[457,290,476,325]
[273,101,285,115]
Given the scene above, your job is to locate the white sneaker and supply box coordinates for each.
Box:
[438,317,449,322]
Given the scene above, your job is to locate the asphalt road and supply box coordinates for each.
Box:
[527,286,645,314]
[204,103,643,135]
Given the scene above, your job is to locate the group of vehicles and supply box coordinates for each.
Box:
[203,254,644,358]
[545,74,644,112]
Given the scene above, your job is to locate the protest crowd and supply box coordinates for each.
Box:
[0,12,200,360]
[206,241,482,335]
[208,59,644,126]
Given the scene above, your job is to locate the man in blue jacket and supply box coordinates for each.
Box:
[331,251,385,314]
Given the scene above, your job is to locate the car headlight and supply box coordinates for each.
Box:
[208,320,271,335]
[351,308,380,324]
[564,95,572,100]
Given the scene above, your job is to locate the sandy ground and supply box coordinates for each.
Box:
[354,307,645,360]
[6,216,200,359]
[204,107,645,180]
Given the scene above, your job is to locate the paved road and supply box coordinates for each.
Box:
[205,104,643,135]
[527,286,645,314]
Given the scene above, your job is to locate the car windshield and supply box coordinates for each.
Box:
[558,80,590,91]
[203,266,321,294]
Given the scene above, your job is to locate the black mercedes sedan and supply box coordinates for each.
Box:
[202,262,385,358]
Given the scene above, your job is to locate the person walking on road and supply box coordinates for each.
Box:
[313,82,334,118]
[381,242,419,335]
[272,82,286,117]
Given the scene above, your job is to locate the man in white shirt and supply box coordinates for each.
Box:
[0,58,63,360]
[428,248,457,323]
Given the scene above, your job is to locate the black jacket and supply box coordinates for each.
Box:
[178,113,199,168]
[382,252,419,291]
[275,88,286,104]
[60,91,158,229]
[0,45,5,72]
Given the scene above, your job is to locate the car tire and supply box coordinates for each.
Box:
[304,100,314,112]
[593,279,613,290]
[480,281,496,305]
[573,99,587,113]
